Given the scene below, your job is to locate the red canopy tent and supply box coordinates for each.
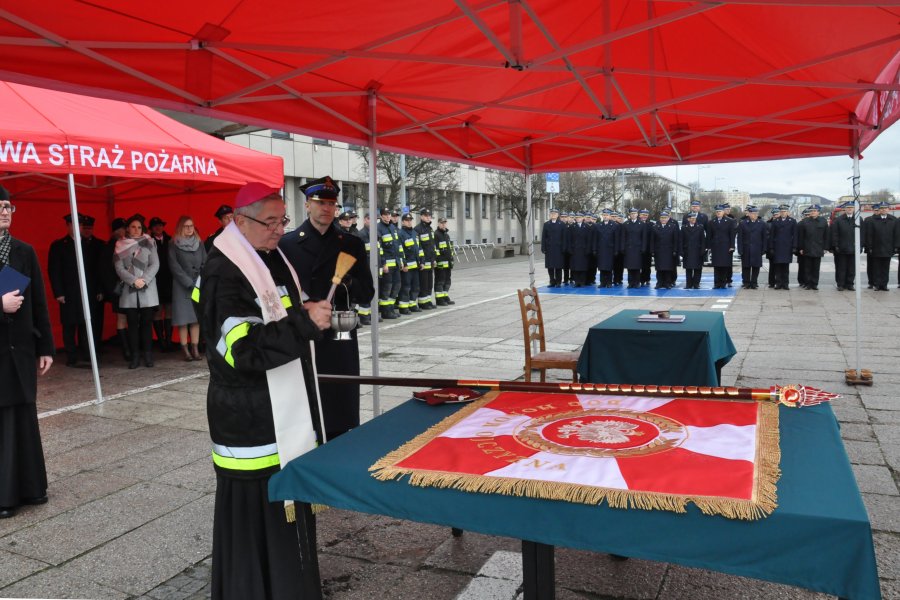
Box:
[0,1,897,171]
[0,0,896,404]
[0,80,284,400]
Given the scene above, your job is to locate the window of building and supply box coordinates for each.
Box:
[496,198,503,219]
[312,138,331,146]
[465,238,472,244]
[511,236,516,243]
[348,144,364,152]
[482,238,487,244]
[465,195,471,219]
[445,198,454,218]
[481,197,487,219]
[271,130,292,140]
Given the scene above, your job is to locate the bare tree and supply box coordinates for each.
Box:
[867,188,895,204]
[628,177,673,217]
[356,149,459,212]
[554,171,605,213]
[488,170,548,255]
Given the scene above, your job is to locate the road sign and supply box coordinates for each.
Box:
[546,172,559,194]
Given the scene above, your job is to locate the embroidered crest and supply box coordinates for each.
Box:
[557,419,645,444]
[260,289,283,318]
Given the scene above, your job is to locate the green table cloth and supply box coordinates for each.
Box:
[577,309,736,386]
[270,399,880,600]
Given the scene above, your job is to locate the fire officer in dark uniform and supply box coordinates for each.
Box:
[414,209,436,309]
[736,205,767,289]
[397,212,421,314]
[796,204,829,290]
[434,216,455,305]
[768,204,797,290]
[205,204,234,253]
[620,207,647,289]
[376,207,401,318]
[540,207,565,287]
[681,212,706,289]
[354,214,376,324]
[651,210,680,289]
[830,201,858,291]
[593,208,619,288]
[863,202,896,291]
[279,176,374,440]
[707,204,737,289]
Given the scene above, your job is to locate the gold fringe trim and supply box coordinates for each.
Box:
[284,501,295,523]
[285,501,330,523]
[370,392,781,521]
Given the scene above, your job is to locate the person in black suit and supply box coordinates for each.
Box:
[48,213,99,366]
[681,212,706,289]
[0,185,55,518]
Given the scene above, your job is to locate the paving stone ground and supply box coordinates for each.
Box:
[1,254,898,599]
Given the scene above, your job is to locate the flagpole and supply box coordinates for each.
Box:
[318,374,836,406]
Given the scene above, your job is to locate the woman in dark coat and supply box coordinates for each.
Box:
[0,186,55,518]
[681,213,707,289]
[651,212,680,289]
[736,206,768,289]
[169,216,207,361]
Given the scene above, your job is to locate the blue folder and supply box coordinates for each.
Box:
[0,264,31,296]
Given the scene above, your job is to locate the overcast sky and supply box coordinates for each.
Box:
[643,123,900,202]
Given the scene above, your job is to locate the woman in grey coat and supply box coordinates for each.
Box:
[168,216,206,361]
[114,215,159,368]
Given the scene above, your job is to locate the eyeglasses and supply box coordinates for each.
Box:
[0,204,15,214]
[242,214,290,231]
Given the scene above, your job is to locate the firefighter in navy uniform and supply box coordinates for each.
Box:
[736,205,767,289]
[376,208,401,318]
[540,208,565,287]
[397,212,421,314]
[768,205,797,290]
[434,216,455,305]
[593,208,619,288]
[620,208,647,289]
[198,182,332,600]
[830,201,858,291]
[415,209,437,309]
[707,204,737,289]
[279,175,374,440]
[205,205,234,253]
[863,202,896,291]
[638,209,653,286]
[681,212,706,289]
[766,207,779,288]
[651,211,680,289]
[796,204,829,290]
[354,214,377,324]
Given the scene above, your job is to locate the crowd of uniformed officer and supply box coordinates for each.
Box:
[541,200,900,292]
[342,206,455,323]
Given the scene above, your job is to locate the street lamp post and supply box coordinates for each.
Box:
[697,165,710,190]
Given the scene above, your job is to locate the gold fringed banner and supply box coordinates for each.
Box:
[370,391,780,520]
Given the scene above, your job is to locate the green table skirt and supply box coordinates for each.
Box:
[271,399,880,600]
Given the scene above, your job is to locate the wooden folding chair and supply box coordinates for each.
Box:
[517,287,580,382]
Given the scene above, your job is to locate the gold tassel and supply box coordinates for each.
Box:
[284,501,296,523]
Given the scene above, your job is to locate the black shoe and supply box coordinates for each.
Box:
[808,286,818,290]
[868,285,874,289]
[847,286,855,291]
[0,506,17,519]
[837,286,844,291]
[23,495,48,505]
[359,315,371,326]
[409,305,422,313]
[446,299,455,305]
[143,353,154,368]
[128,355,140,369]
[399,308,410,315]
[381,311,398,320]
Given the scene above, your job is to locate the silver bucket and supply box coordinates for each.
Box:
[330,310,358,341]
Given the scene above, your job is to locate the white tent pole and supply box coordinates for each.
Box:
[66,173,104,404]
[368,90,381,417]
[852,153,862,376]
[525,143,535,289]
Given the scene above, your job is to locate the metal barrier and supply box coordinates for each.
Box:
[452,242,496,262]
